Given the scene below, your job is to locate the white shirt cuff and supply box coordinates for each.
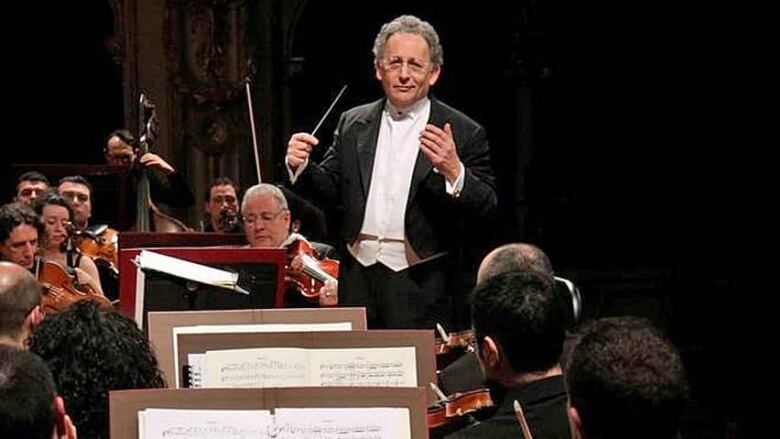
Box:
[286,157,309,184]
[444,162,465,197]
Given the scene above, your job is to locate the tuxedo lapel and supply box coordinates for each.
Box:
[356,101,384,197]
[407,98,443,203]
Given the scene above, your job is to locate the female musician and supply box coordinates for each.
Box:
[33,191,105,296]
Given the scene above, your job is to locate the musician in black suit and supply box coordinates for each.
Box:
[444,271,570,439]
[286,15,497,329]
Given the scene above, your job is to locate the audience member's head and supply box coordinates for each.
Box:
[241,183,291,248]
[29,301,165,439]
[565,317,689,439]
[0,203,41,269]
[0,345,57,439]
[471,271,564,386]
[57,176,93,230]
[0,262,42,348]
[14,172,50,206]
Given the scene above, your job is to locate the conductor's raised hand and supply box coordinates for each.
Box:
[286,133,320,171]
[420,122,461,183]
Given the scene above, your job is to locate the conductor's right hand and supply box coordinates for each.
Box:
[286,133,319,171]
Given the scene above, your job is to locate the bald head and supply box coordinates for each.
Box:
[477,243,553,284]
[0,262,42,346]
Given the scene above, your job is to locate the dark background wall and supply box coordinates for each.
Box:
[4,1,770,436]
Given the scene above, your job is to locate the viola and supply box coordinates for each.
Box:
[427,388,494,435]
[74,224,119,275]
[284,238,339,300]
[36,259,112,314]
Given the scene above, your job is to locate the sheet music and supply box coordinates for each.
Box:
[138,408,272,439]
[135,250,245,292]
[173,323,352,387]
[203,347,416,388]
[313,347,417,387]
[137,407,410,439]
[187,353,206,388]
[273,407,411,439]
[205,348,311,388]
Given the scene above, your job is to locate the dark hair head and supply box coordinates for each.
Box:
[29,301,165,439]
[32,191,74,220]
[565,317,689,439]
[0,261,42,340]
[16,171,50,188]
[108,129,137,148]
[471,270,564,373]
[205,177,239,202]
[57,175,93,195]
[0,345,57,439]
[0,203,41,244]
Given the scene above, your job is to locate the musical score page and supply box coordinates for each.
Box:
[138,408,272,439]
[203,347,416,388]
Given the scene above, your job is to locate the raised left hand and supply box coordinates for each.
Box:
[420,122,462,183]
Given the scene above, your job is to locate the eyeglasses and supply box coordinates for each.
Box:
[242,209,287,225]
[382,56,429,75]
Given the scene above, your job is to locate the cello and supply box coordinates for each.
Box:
[134,93,191,233]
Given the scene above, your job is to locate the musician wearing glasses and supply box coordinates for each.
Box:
[285,15,496,329]
[241,184,337,307]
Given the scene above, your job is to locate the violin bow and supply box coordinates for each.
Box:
[513,400,534,439]
[245,80,262,183]
[311,84,348,137]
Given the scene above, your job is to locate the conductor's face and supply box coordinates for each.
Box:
[242,194,291,248]
[375,32,440,110]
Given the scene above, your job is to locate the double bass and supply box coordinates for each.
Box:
[134,94,191,233]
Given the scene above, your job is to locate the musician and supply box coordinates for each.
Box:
[13,171,50,206]
[0,345,78,439]
[202,177,243,233]
[0,262,43,348]
[0,203,40,270]
[565,317,689,439]
[57,176,93,231]
[444,271,570,438]
[104,129,195,230]
[286,15,497,329]
[29,301,164,439]
[241,183,337,306]
[32,192,104,297]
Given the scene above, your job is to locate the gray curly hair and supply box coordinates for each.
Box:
[372,15,443,67]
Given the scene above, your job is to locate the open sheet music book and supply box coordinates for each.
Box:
[174,322,353,387]
[185,346,417,388]
[138,407,411,439]
[134,250,249,294]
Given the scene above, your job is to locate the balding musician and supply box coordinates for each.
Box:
[0,261,43,348]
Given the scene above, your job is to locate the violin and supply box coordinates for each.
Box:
[435,325,477,370]
[74,224,119,275]
[428,388,494,435]
[284,238,339,300]
[36,259,112,314]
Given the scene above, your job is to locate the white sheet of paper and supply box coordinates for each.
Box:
[203,347,417,388]
[173,323,352,387]
[136,250,240,289]
[273,407,411,439]
[138,408,272,439]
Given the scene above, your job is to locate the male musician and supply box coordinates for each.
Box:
[57,176,93,231]
[286,15,497,329]
[13,171,50,206]
[104,129,195,230]
[0,345,78,439]
[566,317,689,439]
[202,177,243,233]
[241,183,337,306]
[0,262,43,348]
[444,271,570,439]
[0,203,40,270]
